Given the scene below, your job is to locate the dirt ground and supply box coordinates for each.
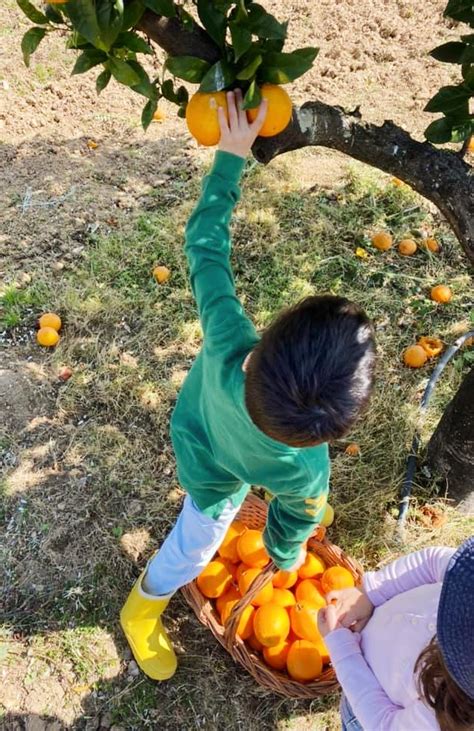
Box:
[0,1,471,730]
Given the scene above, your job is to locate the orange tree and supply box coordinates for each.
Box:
[16,0,474,262]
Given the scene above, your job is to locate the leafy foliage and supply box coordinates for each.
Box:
[425,0,474,145]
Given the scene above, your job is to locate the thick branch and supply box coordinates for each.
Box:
[253,103,474,265]
[138,10,221,64]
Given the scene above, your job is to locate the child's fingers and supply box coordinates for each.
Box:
[235,88,247,127]
[250,98,268,133]
[217,105,230,136]
[226,91,238,131]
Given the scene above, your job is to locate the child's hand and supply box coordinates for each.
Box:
[326,587,374,633]
[285,545,307,572]
[218,89,268,159]
[318,603,341,638]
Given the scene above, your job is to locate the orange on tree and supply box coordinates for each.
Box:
[36,327,60,347]
[253,603,290,647]
[247,84,292,137]
[272,588,296,608]
[298,552,326,580]
[39,312,61,331]
[398,239,417,256]
[290,600,322,643]
[263,639,291,670]
[237,529,269,568]
[221,601,255,640]
[418,336,443,359]
[216,585,241,616]
[238,567,273,606]
[295,579,326,609]
[403,344,428,368]
[185,91,228,146]
[218,520,247,563]
[272,569,298,589]
[153,266,170,284]
[371,232,393,251]
[287,639,323,682]
[320,566,355,594]
[431,285,452,303]
[197,559,232,598]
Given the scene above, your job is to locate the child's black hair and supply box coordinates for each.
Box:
[245,295,376,447]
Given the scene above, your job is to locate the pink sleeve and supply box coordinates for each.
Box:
[326,629,437,731]
[363,547,455,607]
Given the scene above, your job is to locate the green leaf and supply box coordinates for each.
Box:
[108,57,141,86]
[72,48,108,74]
[96,68,111,93]
[199,59,235,92]
[260,37,285,53]
[144,0,175,17]
[229,21,252,61]
[177,85,188,104]
[96,0,123,49]
[430,42,467,64]
[67,32,91,50]
[16,0,48,25]
[44,4,63,23]
[161,78,178,102]
[444,0,474,23]
[242,78,262,109]
[259,48,318,84]
[236,53,262,80]
[142,98,158,130]
[114,31,153,54]
[166,55,210,83]
[462,63,474,88]
[197,0,227,48]
[128,60,157,98]
[461,33,474,44]
[424,117,454,144]
[177,104,187,118]
[62,0,106,51]
[21,27,47,67]
[122,0,145,30]
[246,3,286,40]
[451,118,474,142]
[461,45,474,63]
[424,84,472,114]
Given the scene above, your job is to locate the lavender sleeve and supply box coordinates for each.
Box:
[362,546,455,607]
[326,629,436,731]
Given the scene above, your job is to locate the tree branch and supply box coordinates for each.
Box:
[137,10,221,64]
[253,103,474,265]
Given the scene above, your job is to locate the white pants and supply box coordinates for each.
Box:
[143,495,242,597]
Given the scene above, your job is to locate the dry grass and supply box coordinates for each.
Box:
[1,152,473,729]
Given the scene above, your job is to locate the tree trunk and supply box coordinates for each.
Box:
[426,367,474,515]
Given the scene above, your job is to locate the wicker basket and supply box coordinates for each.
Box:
[181,493,364,699]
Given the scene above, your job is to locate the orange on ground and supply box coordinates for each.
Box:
[247,633,264,652]
[418,336,443,359]
[345,443,361,457]
[221,601,254,640]
[153,266,170,284]
[290,601,322,643]
[216,585,241,616]
[247,84,292,137]
[253,603,290,647]
[431,285,452,304]
[398,239,417,256]
[237,529,269,568]
[298,552,326,580]
[218,520,247,563]
[185,91,228,146]
[272,588,296,608]
[296,579,327,609]
[36,327,60,347]
[371,232,393,251]
[39,312,61,331]
[238,567,273,606]
[321,566,355,594]
[196,559,232,598]
[403,344,428,368]
[153,108,166,122]
[263,640,291,670]
[425,238,440,253]
[272,569,298,589]
[287,640,323,682]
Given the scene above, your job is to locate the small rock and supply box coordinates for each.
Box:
[52,261,65,272]
[127,660,139,677]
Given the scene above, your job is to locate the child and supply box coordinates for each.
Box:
[120,90,376,680]
[318,537,474,731]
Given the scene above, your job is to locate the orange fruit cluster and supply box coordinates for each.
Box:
[36,312,62,347]
[370,231,440,256]
[185,84,292,147]
[403,334,444,368]
[196,520,356,683]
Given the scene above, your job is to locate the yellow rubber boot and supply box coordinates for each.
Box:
[120,574,177,681]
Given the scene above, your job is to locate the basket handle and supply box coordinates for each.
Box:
[223,562,276,648]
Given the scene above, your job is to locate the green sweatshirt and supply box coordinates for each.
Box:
[170,151,330,570]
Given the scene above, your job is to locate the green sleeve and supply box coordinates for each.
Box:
[184,151,252,346]
[263,456,330,570]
